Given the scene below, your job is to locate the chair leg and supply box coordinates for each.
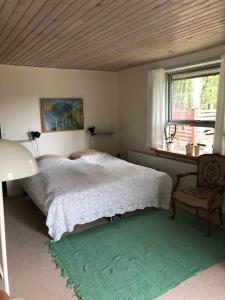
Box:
[207,208,212,237]
[195,208,198,216]
[171,199,176,220]
[219,207,223,226]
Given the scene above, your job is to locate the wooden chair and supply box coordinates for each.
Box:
[171,154,225,236]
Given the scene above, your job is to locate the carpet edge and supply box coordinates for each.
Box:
[46,241,84,300]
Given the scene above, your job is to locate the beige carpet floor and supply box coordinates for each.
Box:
[1,196,225,300]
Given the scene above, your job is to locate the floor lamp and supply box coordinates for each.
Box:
[0,140,38,298]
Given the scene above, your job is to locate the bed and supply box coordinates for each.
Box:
[20,153,172,241]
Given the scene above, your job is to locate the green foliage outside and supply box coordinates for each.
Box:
[172,74,219,110]
[201,75,219,109]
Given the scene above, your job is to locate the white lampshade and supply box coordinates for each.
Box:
[0,140,38,181]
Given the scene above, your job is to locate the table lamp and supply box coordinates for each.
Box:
[0,140,38,297]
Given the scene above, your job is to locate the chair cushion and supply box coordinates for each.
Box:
[173,186,222,209]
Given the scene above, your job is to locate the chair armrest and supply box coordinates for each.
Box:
[177,172,197,179]
[218,180,225,187]
[173,172,197,193]
[212,180,225,194]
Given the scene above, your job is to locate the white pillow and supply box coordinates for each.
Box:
[69,150,103,160]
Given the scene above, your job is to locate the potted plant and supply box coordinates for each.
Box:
[164,124,177,151]
[185,142,194,156]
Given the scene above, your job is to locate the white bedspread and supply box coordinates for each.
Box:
[20,154,172,241]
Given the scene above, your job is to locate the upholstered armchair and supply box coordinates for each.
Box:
[171,154,225,236]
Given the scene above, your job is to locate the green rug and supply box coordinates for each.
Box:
[48,210,225,300]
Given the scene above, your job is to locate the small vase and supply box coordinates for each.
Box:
[166,142,173,151]
[194,145,200,157]
[186,145,193,156]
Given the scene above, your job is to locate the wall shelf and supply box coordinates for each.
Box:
[151,147,198,161]
[90,132,117,136]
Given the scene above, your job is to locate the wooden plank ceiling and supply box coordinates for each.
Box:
[0,0,225,71]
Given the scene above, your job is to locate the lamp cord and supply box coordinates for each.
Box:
[90,133,92,149]
[35,139,40,157]
[31,141,38,157]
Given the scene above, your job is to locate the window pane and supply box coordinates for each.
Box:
[171,74,219,121]
[170,124,214,153]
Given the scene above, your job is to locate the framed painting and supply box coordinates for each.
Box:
[40,98,84,132]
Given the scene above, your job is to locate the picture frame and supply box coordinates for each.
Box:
[40,98,84,133]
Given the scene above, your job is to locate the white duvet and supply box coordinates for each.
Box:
[20,154,172,241]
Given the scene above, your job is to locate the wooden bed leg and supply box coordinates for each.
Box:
[207,209,212,237]
[219,208,223,226]
[104,217,114,222]
[0,263,3,279]
[117,214,124,220]
[171,198,176,220]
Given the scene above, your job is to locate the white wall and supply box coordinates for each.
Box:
[0,64,118,195]
[128,150,196,186]
[0,64,118,156]
[118,44,225,159]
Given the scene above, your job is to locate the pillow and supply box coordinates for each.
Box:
[36,154,62,161]
[69,149,102,160]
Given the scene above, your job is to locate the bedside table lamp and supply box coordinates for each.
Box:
[0,140,38,297]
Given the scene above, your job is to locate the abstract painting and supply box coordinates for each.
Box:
[40,98,84,132]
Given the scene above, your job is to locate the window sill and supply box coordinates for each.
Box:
[150,147,211,162]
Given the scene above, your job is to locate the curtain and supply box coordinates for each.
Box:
[146,68,166,148]
[213,55,225,155]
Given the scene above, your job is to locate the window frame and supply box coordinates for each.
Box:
[166,64,221,129]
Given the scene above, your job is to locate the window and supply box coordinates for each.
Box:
[166,64,220,153]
